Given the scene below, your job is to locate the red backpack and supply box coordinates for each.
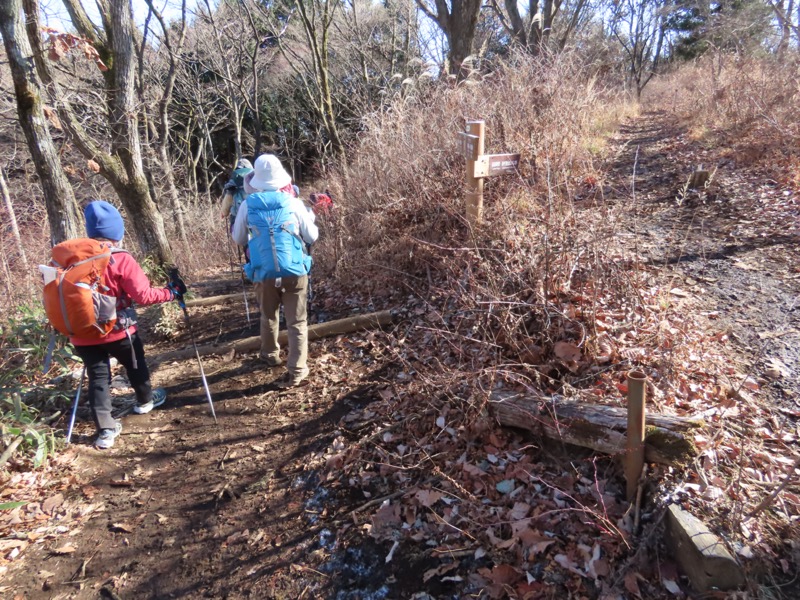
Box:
[42,239,123,339]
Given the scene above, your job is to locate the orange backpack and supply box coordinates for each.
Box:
[42,238,122,339]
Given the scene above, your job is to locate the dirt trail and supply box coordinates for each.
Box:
[607,110,800,404]
[4,277,407,599]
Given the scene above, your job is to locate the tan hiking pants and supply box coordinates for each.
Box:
[255,275,309,378]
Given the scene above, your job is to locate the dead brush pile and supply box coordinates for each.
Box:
[316,50,633,288]
[306,54,800,597]
[319,49,651,412]
[645,53,800,187]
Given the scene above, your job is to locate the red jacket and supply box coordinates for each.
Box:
[70,249,173,346]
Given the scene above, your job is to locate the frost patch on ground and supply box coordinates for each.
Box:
[320,546,390,600]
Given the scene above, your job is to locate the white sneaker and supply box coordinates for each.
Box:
[134,388,167,414]
[95,421,122,449]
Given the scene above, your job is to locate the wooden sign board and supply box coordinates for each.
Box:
[458,132,480,161]
[473,153,521,178]
[487,153,520,176]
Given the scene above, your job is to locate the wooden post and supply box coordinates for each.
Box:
[688,164,710,190]
[465,120,485,225]
[625,370,647,500]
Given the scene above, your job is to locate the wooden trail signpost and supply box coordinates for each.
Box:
[458,120,520,224]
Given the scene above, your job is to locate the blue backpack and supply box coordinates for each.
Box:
[244,191,312,282]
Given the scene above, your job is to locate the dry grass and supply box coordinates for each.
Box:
[312,50,636,291]
[644,53,800,182]
[304,49,662,411]
[310,50,642,384]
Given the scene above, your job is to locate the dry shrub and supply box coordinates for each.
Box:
[172,201,231,278]
[644,53,800,179]
[311,49,645,398]
[0,176,61,322]
[316,49,635,290]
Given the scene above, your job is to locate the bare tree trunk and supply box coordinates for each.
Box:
[0,168,29,272]
[141,0,191,251]
[190,134,205,204]
[241,1,263,158]
[159,141,190,248]
[108,0,172,258]
[24,0,175,265]
[0,0,82,246]
[202,0,243,158]
[773,0,794,56]
[415,0,481,77]
[293,0,346,163]
[181,119,199,200]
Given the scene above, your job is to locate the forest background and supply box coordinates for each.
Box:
[0,0,795,279]
[0,0,799,597]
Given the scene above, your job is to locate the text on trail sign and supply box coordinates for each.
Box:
[458,132,480,161]
[488,153,521,176]
[473,153,521,178]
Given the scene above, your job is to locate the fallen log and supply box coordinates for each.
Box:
[185,292,254,308]
[490,391,703,465]
[152,309,395,364]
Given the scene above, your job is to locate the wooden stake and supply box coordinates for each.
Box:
[465,120,485,225]
[625,370,647,500]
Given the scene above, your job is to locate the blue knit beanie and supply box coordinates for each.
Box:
[84,200,125,241]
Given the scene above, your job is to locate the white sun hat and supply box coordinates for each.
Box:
[248,154,292,192]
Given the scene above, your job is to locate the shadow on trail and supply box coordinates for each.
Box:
[647,234,800,266]
[103,361,399,599]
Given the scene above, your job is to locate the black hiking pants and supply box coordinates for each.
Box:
[74,332,152,431]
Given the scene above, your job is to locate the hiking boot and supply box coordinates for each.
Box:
[259,353,283,367]
[95,421,123,449]
[276,372,309,389]
[133,388,167,414]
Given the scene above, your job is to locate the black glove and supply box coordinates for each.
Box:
[167,268,187,301]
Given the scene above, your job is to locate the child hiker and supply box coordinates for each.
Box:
[57,201,185,449]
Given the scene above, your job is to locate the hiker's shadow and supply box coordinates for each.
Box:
[154,358,291,410]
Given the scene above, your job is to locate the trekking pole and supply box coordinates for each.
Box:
[235,245,252,325]
[170,270,218,425]
[42,330,57,374]
[223,219,236,274]
[66,366,86,444]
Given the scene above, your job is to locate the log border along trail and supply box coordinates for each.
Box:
[151,309,395,365]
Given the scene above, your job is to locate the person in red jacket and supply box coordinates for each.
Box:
[72,201,183,449]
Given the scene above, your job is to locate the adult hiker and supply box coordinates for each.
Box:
[243,161,299,199]
[232,154,318,389]
[48,201,185,449]
[220,158,254,231]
